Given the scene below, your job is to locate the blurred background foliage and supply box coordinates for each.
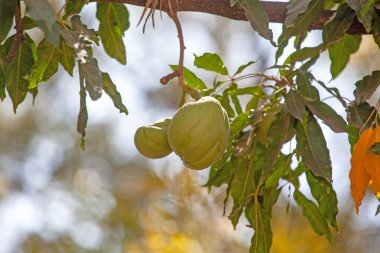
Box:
[1,1,380,253]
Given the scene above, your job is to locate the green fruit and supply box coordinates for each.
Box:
[167,96,230,170]
[134,117,172,159]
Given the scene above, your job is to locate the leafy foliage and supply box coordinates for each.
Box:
[1,0,380,253]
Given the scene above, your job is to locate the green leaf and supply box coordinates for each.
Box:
[347,0,375,33]
[245,199,273,253]
[101,72,128,115]
[372,14,380,48]
[260,111,292,185]
[284,90,306,121]
[24,0,60,47]
[234,61,255,76]
[347,124,359,154]
[78,65,88,150]
[285,0,311,27]
[322,5,356,47]
[354,71,380,104]
[205,160,233,187]
[285,44,324,64]
[63,1,85,20]
[82,58,102,101]
[5,39,35,113]
[230,141,266,228]
[376,204,380,215]
[59,37,75,76]
[265,153,293,188]
[230,111,250,139]
[328,34,361,79]
[347,102,375,129]
[280,0,325,42]
[0,0,16,43]
[22,16,37,30]
[306,100,347,133]
[368,142,380,155]
[194,53,228,75]
[0,46,6,100]
[29,39,60,89]
[170,65,207,90]
[71,15,99,45]
[239,0,274,45]
[229,87,267,98]
[294,190,332,241]
[305,170,338,230]
[296,114,332,182]
[296,71,320,102]
[96,2,129,64]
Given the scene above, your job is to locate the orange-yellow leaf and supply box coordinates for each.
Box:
[364,125,380,187]
[349,127,373,213]
[369,180,380,199]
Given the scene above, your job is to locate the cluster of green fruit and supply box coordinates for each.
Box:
[134,96,230,170]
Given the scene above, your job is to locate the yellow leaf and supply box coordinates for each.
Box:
[349,127,373,213]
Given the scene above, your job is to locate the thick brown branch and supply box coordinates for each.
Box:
[87,0,367,34]
[6,0,24,62]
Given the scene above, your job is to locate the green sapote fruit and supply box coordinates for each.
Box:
[167,96,230,170]
[134,117,172,159]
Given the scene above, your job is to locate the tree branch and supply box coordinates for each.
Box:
[6,0,24,62]
[88,0,367,34]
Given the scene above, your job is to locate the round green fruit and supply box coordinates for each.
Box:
[134,117,172,159]
[167,96,230,170]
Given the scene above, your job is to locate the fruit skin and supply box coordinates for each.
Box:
[167,96,230,170]
[134,117,172,159]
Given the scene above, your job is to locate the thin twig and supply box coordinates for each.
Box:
[6,0,24,62]
[161,0,187,93]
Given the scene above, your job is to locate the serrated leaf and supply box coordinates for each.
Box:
[96,3,129,64]
[170,65,207,90]
[24,0,60,47]
[0,0,16,43]
[323,5,356,47]
[347,102,376,129]
[285,90,306,121]
[59,37,75,76]
[296,114,332,182]
[260,110,292,185]
[306,170,338,230]
[285,44,324,64]
[347,0,375,33]
[368,142,380,155]
[245,199,273,253]
[296,71,320,102]
[294,190,332,241]
[306,100,347,133]
[328,34,361,79]
[194,53,228,75]
[5,39,35,112]
[82,58,102,100]
[101,72,128,115]
[234,61,255,76]
[354,71,380,104]
[63,1,85,20]
[29,39,60,89]
[239,0,274,45]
